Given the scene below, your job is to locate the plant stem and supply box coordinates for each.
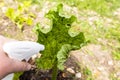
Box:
[52,59,58,80]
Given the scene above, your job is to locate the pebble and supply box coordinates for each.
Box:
[75,72,82,78]
[66,68,75,74]
[116,72,120,78]
[108,60,113,65]
[97,66,104,71]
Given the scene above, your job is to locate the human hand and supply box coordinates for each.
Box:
[0,36,32,79]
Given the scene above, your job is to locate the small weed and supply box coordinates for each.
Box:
[83,67,94,80]
[105,26,120,60]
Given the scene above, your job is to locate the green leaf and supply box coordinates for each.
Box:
[35,3,85,70]
[16,22,23,29]
[23,1,31,8]
[58,4,73,18]
[5,8,15,21]
[26,17,33,25]
[35,18,52,34]
[68,22,81,37]
[18,4,24,13]
[57,44,72,70]
[5,1,33,30]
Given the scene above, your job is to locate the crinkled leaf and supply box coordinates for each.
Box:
[58,4,73,18]
[57,44,72,70]
[35,18,52,34]
[35,3,85,70]
[68,22,81,37]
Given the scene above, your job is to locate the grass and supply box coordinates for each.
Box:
[83,68,94,80]
[35,0,120,16]
[18,0,120,16]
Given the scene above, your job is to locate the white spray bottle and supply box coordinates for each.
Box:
[2,41,45,80]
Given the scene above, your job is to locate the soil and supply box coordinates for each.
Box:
[19,57,81,80]
[19,69,74,80]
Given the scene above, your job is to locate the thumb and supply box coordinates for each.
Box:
[10,59,32,72]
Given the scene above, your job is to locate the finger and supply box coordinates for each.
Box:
[10,59,32,72]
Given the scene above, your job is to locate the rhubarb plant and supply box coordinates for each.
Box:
[34,4,85,80]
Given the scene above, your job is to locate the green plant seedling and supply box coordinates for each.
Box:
[34,4,85,80]
[5,1,34,30]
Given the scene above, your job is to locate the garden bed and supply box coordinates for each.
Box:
[19,57,81,80]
